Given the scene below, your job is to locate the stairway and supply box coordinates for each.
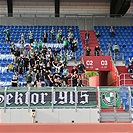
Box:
[80,30,102,56]
[116,66,133,86]
[100,112,132,122]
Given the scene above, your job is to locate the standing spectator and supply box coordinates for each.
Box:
[110,26,115,37]
[71,37,78,53]
[77,75,84,87]
[10,42,15,54]
[77,61,85,74]
[50,27,55,40]
[25,70,32,87]
[56,31,61,43]
[63,37,68,51]
[112,42,119,55]
[29,56,35,68]
[68,31,74,44]
[14,47,20,62]
[4,29,10,43]
[107,42,112,56]
[19,40,25,54]
[62,65,69,87]
[71,66,78,75]
[23,56,29,72]
[72,71,78,87]
[58,28,62,40]
[94,45,101,56]
[20,32,25,42]
[11,75,18,87]
[33,39,38,50]
[43,30,48,43]
[85,31,90,45]
[86,47,91,56]
[95,30,101,38]
[28,31,34,44]
[38,39,43,51]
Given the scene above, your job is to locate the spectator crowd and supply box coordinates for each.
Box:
[4,27,86,88]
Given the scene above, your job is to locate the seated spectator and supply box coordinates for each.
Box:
[95,30,101,38]
[94,46,101,56]
[11,74,18,87]
[7,62,14,72]
[86,47,91,56]
[85,31,90,45]
[112,42,119,55]
[110,26,115,37]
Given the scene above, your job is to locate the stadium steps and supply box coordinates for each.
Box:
[80,30,102,56]
[116,66,133,86]
[100,112,131,122]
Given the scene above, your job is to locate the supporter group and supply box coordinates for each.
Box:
[5,27,86,88]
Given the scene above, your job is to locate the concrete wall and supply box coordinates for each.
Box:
[0,108,99,123]
[0,16,132,30]
[0,0,132,15]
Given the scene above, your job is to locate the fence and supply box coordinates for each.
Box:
[0,86,132,112]
[0,87,97,111]
[119,73,133,86]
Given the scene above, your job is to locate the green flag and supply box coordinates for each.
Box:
[100,87,121,108]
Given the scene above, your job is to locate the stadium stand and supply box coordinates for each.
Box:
[94,26,133,64]
[0,25,84,87]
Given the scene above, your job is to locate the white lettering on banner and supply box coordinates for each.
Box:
[80,91,89,104]
[58,92,67,104]
[25,92,29,105]
[0,95,4,104]
[101,60,108,66]
[40,92,48,104]
[6,93,13,105]
[31,93,39,105]
[69,91,75,104]
[86,60,93,66]
[53,92,57,104]
[15,92,23,105]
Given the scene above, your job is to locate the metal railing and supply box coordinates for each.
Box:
[119,73,133,86]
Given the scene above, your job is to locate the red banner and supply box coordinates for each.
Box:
[82,56,112,71]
